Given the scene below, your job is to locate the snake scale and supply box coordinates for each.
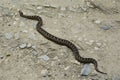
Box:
[19,10,106,74]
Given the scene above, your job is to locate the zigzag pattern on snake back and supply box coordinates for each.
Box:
[19,10,107,74]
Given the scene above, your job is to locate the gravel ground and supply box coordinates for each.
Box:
[0,0,120,80]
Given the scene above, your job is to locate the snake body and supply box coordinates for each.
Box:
[19,11,106,74]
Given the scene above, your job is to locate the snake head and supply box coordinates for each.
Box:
[19,10,24,16]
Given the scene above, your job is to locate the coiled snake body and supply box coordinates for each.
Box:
[19,11,106,74]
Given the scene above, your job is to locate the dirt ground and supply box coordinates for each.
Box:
[0,0,120,80]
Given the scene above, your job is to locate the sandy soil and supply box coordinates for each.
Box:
[0,0,120,80]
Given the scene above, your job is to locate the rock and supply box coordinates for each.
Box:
[5,33,13,39]
[41,69,48,77]
[100,25,111,30]
[81,64,90,76]
[19,43,27,49]
[39,55,50,61]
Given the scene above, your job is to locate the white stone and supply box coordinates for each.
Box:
[94,20,101,24]
[81,64,90,76]
[19,43,27,49]
[94,47,99,50]
[39,55,49,61]
[37,6,42,10]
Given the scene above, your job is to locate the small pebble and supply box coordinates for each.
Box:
[64,66,70,70]
[100,25,111,30]
[94,47,99,50]
[5,33,13,39]
[19,43,27,49]
[81,64,90,76]
[94,20,101,24]
[41,69,48,77]
[39,55,49,61]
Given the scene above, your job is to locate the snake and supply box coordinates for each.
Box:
[18,10,106,75]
